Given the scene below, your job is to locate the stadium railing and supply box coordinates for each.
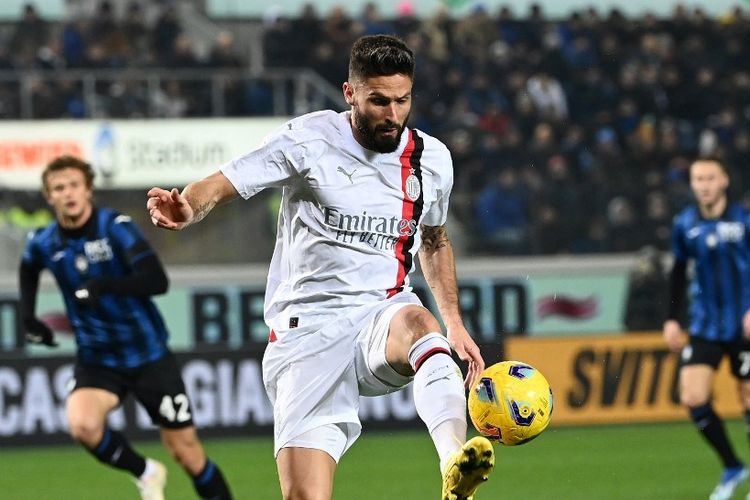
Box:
[0,67,345,118]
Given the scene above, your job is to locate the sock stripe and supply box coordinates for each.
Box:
[690,404,711,419]
[414,347,451,372]
[93,428,112,455]
[194,460,216,486]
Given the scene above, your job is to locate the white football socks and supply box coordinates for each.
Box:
[140,458,159,480]
[409,332,468,472]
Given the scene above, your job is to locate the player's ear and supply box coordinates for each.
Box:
[343,81,355,106]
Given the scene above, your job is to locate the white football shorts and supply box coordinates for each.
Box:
[262,291,424,461]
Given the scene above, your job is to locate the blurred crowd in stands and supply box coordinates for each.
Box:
[2,1,750,260]
[0,1,245,119]
[269,2,750,255]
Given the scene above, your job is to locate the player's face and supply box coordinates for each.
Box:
[344,73,412,153]
[690,160,728,208]
[44,167,93,226]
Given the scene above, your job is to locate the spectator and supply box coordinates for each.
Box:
[474,169,530,254]
[9,3,49,65]
[207,31,243,68]
[526,72,569,121]
[152,4,181,61]
[624,245,669,331]
[607,196,642,252]
[358,2,393,36]
[122,1,150,63]
[151,81,187,117]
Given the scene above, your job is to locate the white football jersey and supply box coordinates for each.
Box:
[220,110,453,331]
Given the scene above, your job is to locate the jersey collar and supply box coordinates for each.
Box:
[56,206,98,245]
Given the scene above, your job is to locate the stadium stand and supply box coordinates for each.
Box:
[1,1,749,262]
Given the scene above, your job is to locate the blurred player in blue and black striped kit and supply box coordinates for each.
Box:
[18,155,232,500]
[663,157,750,500]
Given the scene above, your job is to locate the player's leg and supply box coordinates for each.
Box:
[739,380,750,500]
[741,380,750,447]
[733,341,750,447]
[134,353,232,500]
[66,387,119,448]
[682,339,746,500]
[276,433,341,500]
[270,375,355,499]
[681,364,743,465]
[66,365,160,493]
[160,426,232,500]
[362,299,493,499]
[385,304,469,469]
[264,320,363,500]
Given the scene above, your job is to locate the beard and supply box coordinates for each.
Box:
[353,110,409,153]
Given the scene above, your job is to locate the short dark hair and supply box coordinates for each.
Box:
[348,35,414,82]
[42,155,95,194]
[691,156,728,175]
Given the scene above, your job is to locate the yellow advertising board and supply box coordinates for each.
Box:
[505,333,743,425]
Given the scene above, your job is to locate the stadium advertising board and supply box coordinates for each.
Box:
[506,334,743,425]
[0,350,421,447]
[0,271,629,356]
[0,118,286,189]
[0,256,652,444]
[0,256,637,354]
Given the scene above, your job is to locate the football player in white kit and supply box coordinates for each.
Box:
[147,35,494,500]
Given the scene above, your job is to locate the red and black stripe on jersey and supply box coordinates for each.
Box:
[387,129,425,298]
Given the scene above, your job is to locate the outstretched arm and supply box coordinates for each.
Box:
[147,171,239,231]
[419,224,485,388]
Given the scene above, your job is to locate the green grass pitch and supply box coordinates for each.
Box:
[1,421,746,499]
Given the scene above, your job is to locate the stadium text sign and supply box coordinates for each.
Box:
[0,350,421,447]
[506,333,742,425]
[0,118,287,189]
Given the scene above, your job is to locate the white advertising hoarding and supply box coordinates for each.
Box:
[0,118,287,189]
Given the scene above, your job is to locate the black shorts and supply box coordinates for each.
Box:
[71,352,194,429]
[682,337,750,379]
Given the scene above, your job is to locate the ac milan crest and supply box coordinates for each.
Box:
[405,174,421,201]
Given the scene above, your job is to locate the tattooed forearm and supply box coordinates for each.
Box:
[421,225,451,252]
[418,224,461,326]
[191,201,214,225]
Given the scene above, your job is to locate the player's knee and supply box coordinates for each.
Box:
[680,391,708,408]
[400,306,441,340]
[281,482,328,500]
[68,418,104,446]
[739,389,750,409]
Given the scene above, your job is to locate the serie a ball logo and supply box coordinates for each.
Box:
[468,361,553,446]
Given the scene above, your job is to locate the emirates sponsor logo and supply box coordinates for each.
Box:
[323,207,416,237]
[323,206,417,251]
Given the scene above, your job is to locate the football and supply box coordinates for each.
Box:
[468,360,553,446]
